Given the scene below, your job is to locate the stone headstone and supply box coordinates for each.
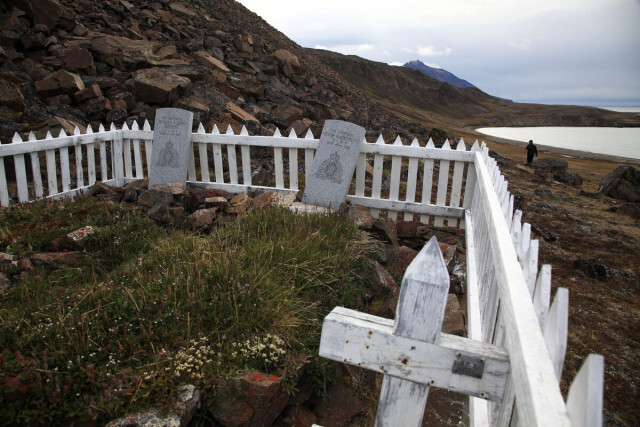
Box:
[148,108,193,189]
[302,120,365,209]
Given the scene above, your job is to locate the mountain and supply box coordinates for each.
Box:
[403,60,476,89]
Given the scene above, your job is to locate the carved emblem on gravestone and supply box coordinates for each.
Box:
[314,152,343,184]
[156,141,179,168]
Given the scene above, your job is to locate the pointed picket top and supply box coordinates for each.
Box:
[456,139,466,151]
[143,119,151,131]
[212,124,220,135]
[98,123,106,133]
[304,128,314,139]
[273,127,282,137]
[132,120,140,131]
[426,138,435,148]
[86,124,94,135]
[375,134,385,145]
[441,139,451,150]
[74,126,81,136]
[197,122,205,134]
[122,122,130,131]
[46,130,53,140]
[240,125,249,136]
[12,132,23,143]
[471,140,480,151]
[225,124,234,135]
[59,128,68,138]
[410,137,420,147]
[392,135,403,146]
[288,128,297,138]
[28,131,37,141]
[110,122,117,131]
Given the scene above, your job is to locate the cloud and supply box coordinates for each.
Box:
[314,44,328,50]
[356,44,374,52]
[416,45,452,57]
[388,61,404,66]
[509,38,531,50]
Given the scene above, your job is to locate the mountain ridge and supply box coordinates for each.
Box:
[403,59,477,89]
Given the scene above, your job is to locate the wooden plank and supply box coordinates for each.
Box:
[99,140,108,182]
[371,135,385,218]
[375,237,458,425]
[188,145,197,182]
[420,139,436,223]
[274,147,284,189]
[0,131,121,156]
[543,287,568,381]
[46,145,58,196]
[404,138,420,221]
[447,140,467,227]
[471,151,571,426]
[112,127,124,186]
[75,142,84,188]
[464,210,491,427]
[191,133,318,150]
[434,140,451,227]
[355,152,366,197]
[197,124,210,182]
[566,354,604,427]
[60,146,71,193]
[87,142,96,185]
[304,129,315,182]
[241,144,252,186]
[288,129,298,191]
[123,136,132,178]
[387,136,403,220]
[533,265,552,329]
[347,196,465,218]
[0,155,8,207]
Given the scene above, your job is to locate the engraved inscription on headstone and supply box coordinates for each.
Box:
[148,108,194,189]
[302,120,365,209]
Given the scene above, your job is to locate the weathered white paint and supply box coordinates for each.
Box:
[566,354,604,427]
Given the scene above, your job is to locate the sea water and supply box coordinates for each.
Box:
[476,107,640,160]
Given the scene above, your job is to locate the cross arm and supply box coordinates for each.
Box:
[319,306,510,402]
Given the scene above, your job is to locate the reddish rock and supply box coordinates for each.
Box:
[194,50,230,72]
[271,105,304,122]
[35,69,85,97]
[90,35,162,71]
[396,220,420,238]
[313,382,367,426]
[11,0,71,30]
[279,405,317,427]
[287,118,313,136]
[225,102,258,123]
[132,67,192,106]
[383,245,418,279]
[442,294,466,336]
[272,49,300,68]
[189,208,218,228]
[347,205,375,229]
[63,47,96,75]
[0,79,25,110]
[212,372,289,427]
[31,251,83,267]
[251,190,278,209]
[74,84,102,102]
[371,218,399,246]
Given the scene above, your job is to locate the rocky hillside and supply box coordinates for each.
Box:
[308,49,640,131]
[0,0,441,146]
[404,59,477,89]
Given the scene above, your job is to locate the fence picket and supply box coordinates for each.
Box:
[420,139,436,223]
[355,151,366,197]
[143,120,152,176]
[404,138,420,221]
[434,139,451,227]
[544,287,568,381]
[288,129,298,190]
[241,126,252,186]
[122,123,132,179]
[0,151,8,206]
[28,132,43,199]
[225,125,238,184]
[447,139,467,227]
[131,121,143,179]
[567,354,604,427]
[212,125,224,183]
[371,134,385,218]
[388,136,403,220]
[73,127,85,188]
[196,123,210,183]
[533,265,552,329]
[304,129,314,182]
[12,134,29,203]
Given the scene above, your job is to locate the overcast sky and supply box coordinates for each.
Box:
[235,0,640,106]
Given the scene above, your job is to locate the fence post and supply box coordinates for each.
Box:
[112,124,125,186]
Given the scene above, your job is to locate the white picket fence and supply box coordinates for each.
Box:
[0,121,603,426]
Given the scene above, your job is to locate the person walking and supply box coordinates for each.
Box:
[526,139,538,164]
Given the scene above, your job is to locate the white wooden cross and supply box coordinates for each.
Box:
[319,236,511,426]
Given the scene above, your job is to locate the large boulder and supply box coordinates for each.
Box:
[90,35,163,71]
[6,0,71,30]
[532,158,583,186]
[598,165,640,202]
[131,68,191,106]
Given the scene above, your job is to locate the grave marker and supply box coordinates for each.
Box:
[319,237,511,426]
[148,108,193,189]
[302,120,365,209]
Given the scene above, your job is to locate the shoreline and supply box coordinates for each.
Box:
[478,134,640,165]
